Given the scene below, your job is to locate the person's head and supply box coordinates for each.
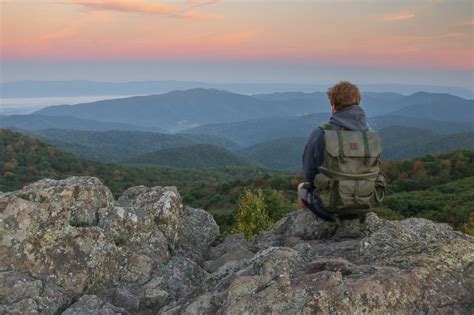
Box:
[327,81,361,113]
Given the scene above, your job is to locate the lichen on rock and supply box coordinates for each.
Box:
[0,176,219,313]
[1,176,473,314]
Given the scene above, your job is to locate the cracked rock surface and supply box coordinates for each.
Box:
[1,176,473,314]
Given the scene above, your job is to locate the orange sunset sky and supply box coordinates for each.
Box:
[1,0,473,87]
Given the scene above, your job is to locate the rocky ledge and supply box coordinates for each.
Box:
[1,176,473,314]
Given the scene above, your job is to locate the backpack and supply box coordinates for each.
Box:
[313,123,386,215]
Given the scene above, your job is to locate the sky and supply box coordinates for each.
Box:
[1,0,473,87]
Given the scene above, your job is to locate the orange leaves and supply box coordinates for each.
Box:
[412,160,427,177]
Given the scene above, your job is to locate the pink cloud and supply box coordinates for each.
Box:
[383,13,416,22]
[187,0,219,8]
[71,0,219,20]
[37,11,111,45]
[72,1,177,14]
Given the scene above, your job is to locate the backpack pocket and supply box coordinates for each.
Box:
[337,179,375,210]
[314,174,377,213]
[313,173,336,209]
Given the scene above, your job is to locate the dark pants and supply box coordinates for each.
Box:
[297,182,335,221]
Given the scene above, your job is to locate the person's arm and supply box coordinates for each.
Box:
[302,128,323,185]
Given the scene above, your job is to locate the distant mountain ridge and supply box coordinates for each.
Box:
[3,80,473,98]
[184,113,474,147]
[32,89,473,132]
[388,92,473,122]
[254,91,473,119]
[35,89,277,131]
[0,114,163,132]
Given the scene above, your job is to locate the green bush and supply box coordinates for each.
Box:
[383,177,474,230]
[373,207,404,220]
[261,188,295,221]
[463,213,474,236]
[234,189,273,239]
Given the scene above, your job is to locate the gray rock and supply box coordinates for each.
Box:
[203,233,254,273]
[172,209,474,314]
[142,277,169,308]
[111,288,140,311]
[1,176,473,314]
[0,271,71,314]
[62,295,124,315]
[0,176,218,314]
[176,206,220,261]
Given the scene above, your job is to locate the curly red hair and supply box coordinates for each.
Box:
[327,81,361,111]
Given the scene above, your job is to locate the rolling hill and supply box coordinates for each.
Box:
[387,92,473,122]
[0,114,160,132]
[126,144,257,169]
[0,129,268,203]
[34,89,286,131]
[382,131,474,160]
[367,115,474,134]
[26,129,239,162]
[239,137,307,171]
[253,91,408,116]
[184,113,474,147]
[183,113,329,147]
[238,127,474,170]
[252,91,474,119]
[32,89,472,132]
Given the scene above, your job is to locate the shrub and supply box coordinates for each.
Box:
[261,188,295,221]
[234,189,272,239]
[373,207,404,220]
[463,212,474,236]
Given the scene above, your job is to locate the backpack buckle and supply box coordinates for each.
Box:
[339,155,347,163]
[364,154,370,165]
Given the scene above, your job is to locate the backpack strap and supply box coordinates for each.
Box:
[320,123,346,163]
[335,128,346,163]
[319,123,333,131]
[362,130,370,165]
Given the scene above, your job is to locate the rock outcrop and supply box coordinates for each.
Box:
[1,176,473,314]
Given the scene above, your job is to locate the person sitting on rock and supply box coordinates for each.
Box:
[298,81,385,222]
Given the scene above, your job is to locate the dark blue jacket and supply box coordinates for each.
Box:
[302,105,369,185]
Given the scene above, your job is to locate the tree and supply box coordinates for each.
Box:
[234,189,272,239]
[261,188,294,221]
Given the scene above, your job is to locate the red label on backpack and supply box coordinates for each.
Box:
[350,143,358,150]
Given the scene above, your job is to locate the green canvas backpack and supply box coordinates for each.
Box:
[313,123,386,215]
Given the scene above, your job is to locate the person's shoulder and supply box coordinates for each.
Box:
[310,126,324,138]
[306,127,324,145]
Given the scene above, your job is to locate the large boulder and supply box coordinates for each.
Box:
[0,177,120,296]
[0,177,219,314]
[171,210,474,314]
[1,177,472,314]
